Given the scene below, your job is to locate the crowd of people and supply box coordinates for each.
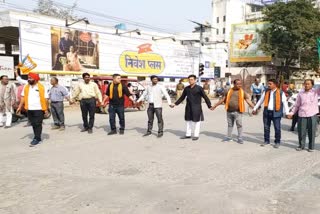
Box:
[0,72,319,150]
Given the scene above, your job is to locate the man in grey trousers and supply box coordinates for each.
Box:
[49,77,70,130]
[212,79,255,144]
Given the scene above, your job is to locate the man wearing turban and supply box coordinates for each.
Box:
[17,73,49,147]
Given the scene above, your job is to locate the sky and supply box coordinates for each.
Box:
[3,0,213,33]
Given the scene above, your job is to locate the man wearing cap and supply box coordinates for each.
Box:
[137,75,172,138]
[17,73,49,147]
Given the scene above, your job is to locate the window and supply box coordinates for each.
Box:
[223,28,226,34]
[223,15,226,22]
[169,78,175,82]
[216,17,219,23]
[0,44,5,54]
[216,29,219,35]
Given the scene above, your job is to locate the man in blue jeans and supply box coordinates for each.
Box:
[252,79,289,148]
[105,74,135,135]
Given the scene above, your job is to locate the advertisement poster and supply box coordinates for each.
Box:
[51,27,99,71]
[20,21,214,78]
[0,56,14,79]
[230,22,271,63]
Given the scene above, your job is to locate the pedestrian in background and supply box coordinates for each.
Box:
[176,79,185,102]
[0,75,16,128]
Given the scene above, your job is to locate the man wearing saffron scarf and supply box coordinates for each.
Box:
[253,79,289,148]
[104,74,134,135]
[212,79,255,144]
[17,72,49,147]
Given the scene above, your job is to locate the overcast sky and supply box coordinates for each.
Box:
[3,0,213,33]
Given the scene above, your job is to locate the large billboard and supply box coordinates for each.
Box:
[230,22,271,63]
[51,27,99,72]
[20,21,215,78]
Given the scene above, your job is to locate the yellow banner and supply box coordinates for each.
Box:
[119,51,165,74]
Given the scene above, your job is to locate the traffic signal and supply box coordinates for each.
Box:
[199,63,204,76]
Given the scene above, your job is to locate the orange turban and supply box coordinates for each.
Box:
[28,72,40,81]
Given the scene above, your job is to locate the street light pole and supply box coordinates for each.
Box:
[189,20,217,85]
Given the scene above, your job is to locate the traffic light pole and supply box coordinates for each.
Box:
[198,25,203,85]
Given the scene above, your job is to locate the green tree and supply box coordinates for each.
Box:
[259,0,320,78]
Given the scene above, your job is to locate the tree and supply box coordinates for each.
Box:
[34,0,77,20]
[259,0,320,79]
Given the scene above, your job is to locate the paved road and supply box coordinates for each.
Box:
[1,104,320,214]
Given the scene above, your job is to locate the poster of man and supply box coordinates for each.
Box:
[51,27,99,72]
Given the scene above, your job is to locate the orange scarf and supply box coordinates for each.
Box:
[225,88,245,113]
[109,83,122,99]
[24,83,47,111]
[264,89,281,112]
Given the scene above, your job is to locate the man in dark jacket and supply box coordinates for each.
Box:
[170,75,214,141]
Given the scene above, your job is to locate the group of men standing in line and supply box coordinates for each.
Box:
[1,71,319,151]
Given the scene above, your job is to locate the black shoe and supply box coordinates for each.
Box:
[260,142,270,147]
[180,136,191,139]
[289,128,295,132]
[143,132,152,137]
[29,139,40,147]
[296,147,304,151]
[108,130,117,135]
[81,128,89,132]
[119,130,124,135]
[157,133,163,138]
[88,129,93,134]
[192,137,199,141]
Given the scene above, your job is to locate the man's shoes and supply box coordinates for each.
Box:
[308,149,314,153]
[59,126,65,131]
[192,137,199,141]
[108,130,117,135]
[157,133,163,138]
[80,128,89,132]
[222,138,233,142]
[119,130,124,135]
[180,136,191,139]
[237,139,244,144]
[296,147,304,151]
[0,123,3,127]
[29,139,40,147]
[260,142,270,147]
[143,132,152,137]
[274,143,280,149]
[51,125,60,130]
[4,126,11,129]
[289,128,295,132]
[88,129,93,134]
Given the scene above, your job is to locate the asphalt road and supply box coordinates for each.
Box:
[1,104,320,214]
